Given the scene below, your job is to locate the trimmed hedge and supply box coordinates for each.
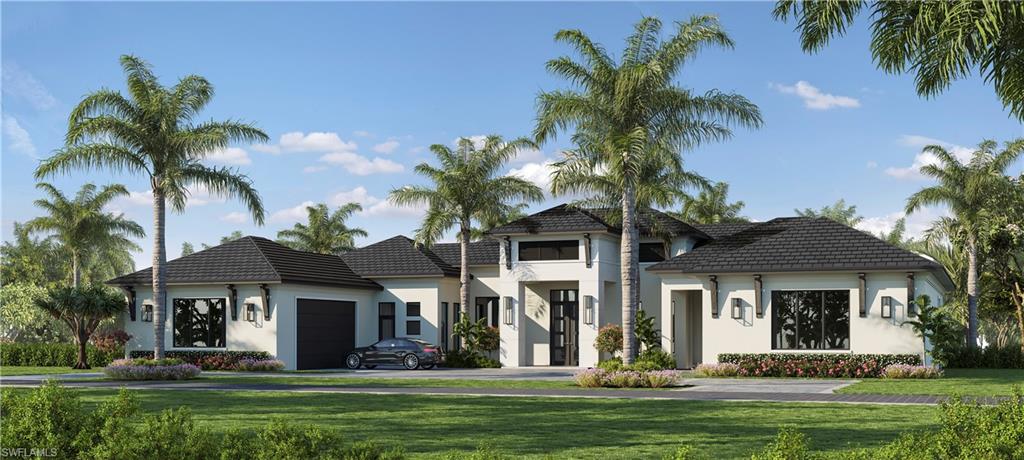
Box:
[129,350,272,370]
[1,342,123,367]
[941,345,1024,369]
[718,353,921,378]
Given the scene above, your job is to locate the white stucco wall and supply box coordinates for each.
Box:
[371,278,446,346]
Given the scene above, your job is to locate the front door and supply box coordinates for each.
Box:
[549,289,579,366]
[476,297,499,328]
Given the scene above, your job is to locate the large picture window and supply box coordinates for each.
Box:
[771,290,849,350]
[518,240,578,261]
[172,298,226,348]
[638,242,667,263]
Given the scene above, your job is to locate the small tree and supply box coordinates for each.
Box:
[635,310,661,351]
[452,317,497,357]
[595,324,624,358]
[36,285,126,369]
[903,294,964,366]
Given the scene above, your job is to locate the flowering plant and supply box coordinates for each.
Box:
[104,358,200,380]
[234,358,286,372]
[881,364,943,379]
[574,368,682,388]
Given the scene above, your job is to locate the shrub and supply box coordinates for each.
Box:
[594,323,623,356]
[881,364,943,379]
[128,350,272,370]
[597,357,623,372]
[606,370,644,388]
[476,326,500,354]
[0,342,122,367]
[693,363,740,377]
[635,310,661,351]
[443,349,500,369]
[573,368,682,388]
[662,445,704,460]
[441,442,507,460]
[574,368,606,388]
[717,353,921,378]
[91,330,133,353]
[750,427,810,460]
[645,370,680,388]
[234,358,286,372]
[637,348,675,370]
[104,358,201,380]
[941,344,1024,369]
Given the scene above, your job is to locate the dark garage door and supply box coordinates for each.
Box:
[296,299,356,370]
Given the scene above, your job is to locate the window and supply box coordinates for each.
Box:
[172,298,226,348]
[441,302,449,350]
[476,297,499,328]
[771,290,849,350]
[639,242,667,263]
[379,302,396,340]
[406,320,421,335]
[406,302,421,317]
[518,240,578,261]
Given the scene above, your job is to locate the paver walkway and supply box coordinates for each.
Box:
[0,376,1000,405]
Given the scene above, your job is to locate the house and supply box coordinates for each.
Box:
[109,204,953,370]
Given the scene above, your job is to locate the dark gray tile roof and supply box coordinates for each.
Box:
[488,204,711,239]
[341,235,460,277]
[431,240,500,267]
[693,222,756,239]
[107,237,380,289]
[648,217,952,282]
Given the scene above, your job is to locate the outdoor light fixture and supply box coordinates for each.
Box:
[245,303,257,322]
[583,295,595,325]
[502,296,513,326]
[881,296,893,318]
[142,304,153,322]
[731,298,743,319]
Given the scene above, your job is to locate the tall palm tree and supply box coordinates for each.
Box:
[906,139,1024,348]
[35,55,268,359]
[673,181,748,224]
[535,16,762,362]
[277,203,368,255]
[390,136,544,320]
[773,1,1024,120]
[25,183,144,288]
[795,199,862,227]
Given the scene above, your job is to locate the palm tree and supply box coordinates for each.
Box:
[535,16,762,362]
[905,139,1024,348]
[389,136,544,320]
[277,203,368,255]
[673,182,748,224]
[795,199,862,227]
[25,183,144,288]
[773,1,1024,120]
[35,55,268,359]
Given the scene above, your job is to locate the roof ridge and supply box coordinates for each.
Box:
[246,237,283,280]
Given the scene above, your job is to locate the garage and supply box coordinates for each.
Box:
[296,298,356,370]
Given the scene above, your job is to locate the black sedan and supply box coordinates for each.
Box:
[345,338,444,370]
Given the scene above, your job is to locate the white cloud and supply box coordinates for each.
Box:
[372,139,400,154]
[857,207,949,240]
[302,165,327,173]
[269,201,315,223]
[318,152,404,175]
[453,135,488,149]
[205,147,251,165]
[106,184,227,214]
[511,147,546,164]
[2,115,37,158]
[884,135,974,180]
[353,130,371,137]
[220,212,248,224]
[328,186,423,218]
[771,81,860,110]
[253,131,358,154]
[508,160,557,192]
[2,62,57,110]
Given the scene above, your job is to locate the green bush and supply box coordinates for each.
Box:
[942,345,1024,369]
[443,350,500,368]
[637,348,675,370]
[717,353,921,378]
[441,442,508,460]
[1,342,122,367]
[597,357,623,372]
[594,323,623,357]
[751,427,810,460]
[128,350,272,370]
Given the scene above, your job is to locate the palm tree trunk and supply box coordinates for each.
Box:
[71,250,80,288]
[966,235,979,349]
[1013,281,1024,353]
[459,219,471,349]
[152,188,167,359]
[621,183,639,364]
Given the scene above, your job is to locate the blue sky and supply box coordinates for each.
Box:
[3,2,1022,270]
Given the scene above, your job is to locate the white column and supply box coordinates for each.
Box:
[577,279,601,367]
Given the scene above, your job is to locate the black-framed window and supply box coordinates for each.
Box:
[172,298,226,348]
[771,290,849,350]
[476,297,499,328]
[406,302,420,317]
[379,302,396,340]
[639,242,667,263]
[518,240,578,261]
[406,320,421,335]
[441,302,449,350]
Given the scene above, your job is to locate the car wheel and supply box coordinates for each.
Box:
[345,353,361,369]
[363,365,377,369]
[420,363,435,370]
[403,354,420,370]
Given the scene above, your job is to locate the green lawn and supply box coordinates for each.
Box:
[13,387,936,459]
[0,366,99,376]
[204,375,582,389]
[838,368,1024,397]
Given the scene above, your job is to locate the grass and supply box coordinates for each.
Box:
[5,387,938,459]
[837,368,1024,397]
[203,375,582,389]
[0,366,99,376]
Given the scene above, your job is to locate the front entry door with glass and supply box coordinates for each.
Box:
[549,289,579,366]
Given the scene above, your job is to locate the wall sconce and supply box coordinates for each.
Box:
[583,295,595,325]
[731,298,743,319]
[881,296,893,318]
[142,304,154,322]
[502,296,513,325]
[245,303,257,322]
